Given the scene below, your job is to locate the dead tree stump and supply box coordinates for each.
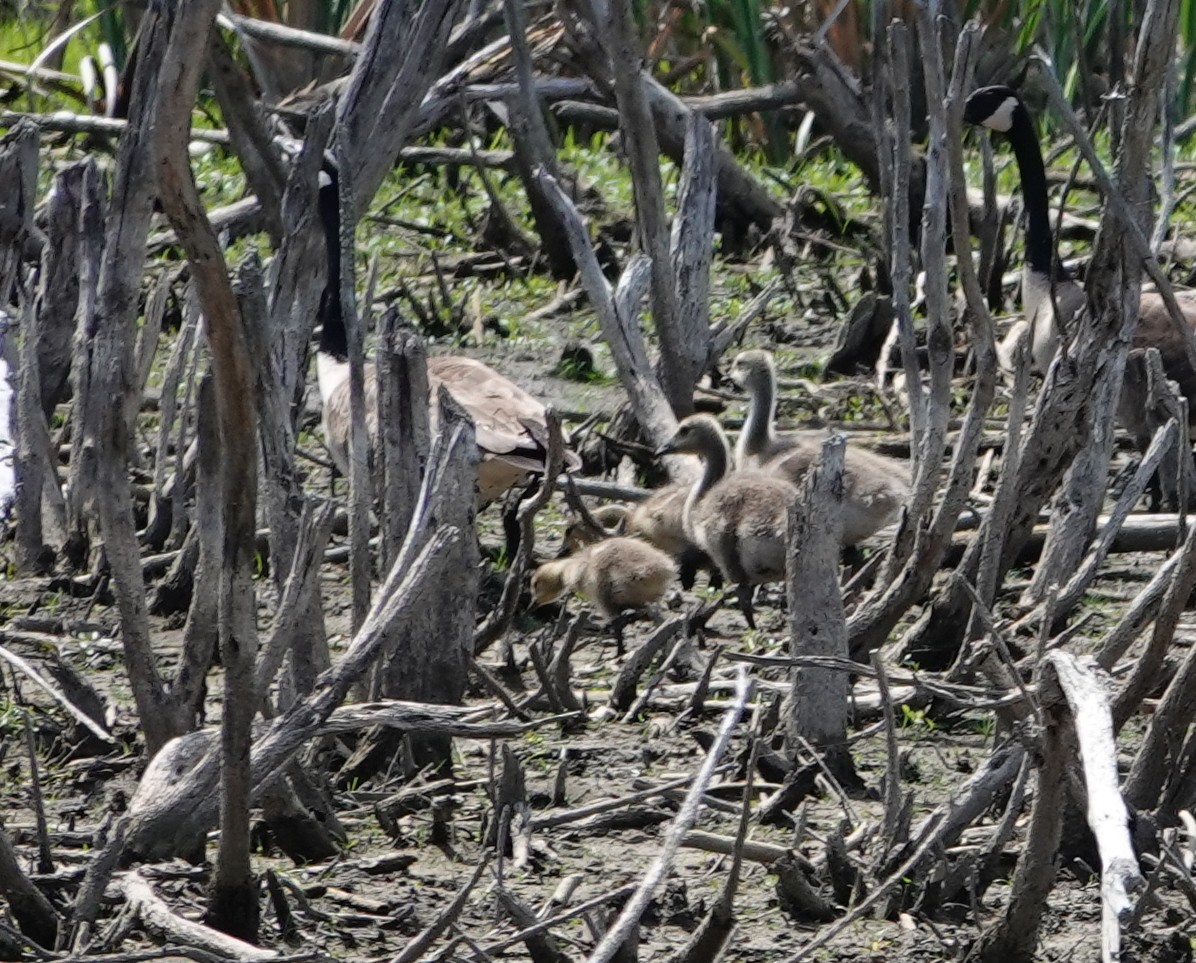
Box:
[784,435,853,784]
[36,161,86,418]
[0,120,37,306]
[376,309,430,567]
[342,389,480,782]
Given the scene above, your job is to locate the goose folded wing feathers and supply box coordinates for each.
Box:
[427,356,581,470]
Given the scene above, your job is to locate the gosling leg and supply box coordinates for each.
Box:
[608,612,634,657]
[737,583,757,630]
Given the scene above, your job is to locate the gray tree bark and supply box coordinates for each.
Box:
[35,160,85,418]
[847,23,997,660]
[965,711,1066,961]
[245,246,329,698]
[3,125,49,573]
[0,824,59,949]
[84,22,176,751]
[14,294,50,573]
[205,31,286,244]
[121,423,474,860]
[176,375,221,733]
[600,0,688,416]
[63,159,105,570]
[905,0,1179,663]
[0,121,36,307]
[148,0,262,939]
[336,0,465,222]
[372,392,479,774]
[784,436,849,771]
[377,310,430,566]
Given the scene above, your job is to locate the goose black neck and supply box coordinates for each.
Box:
[317,163,347,361]
[1004,103,1055,283]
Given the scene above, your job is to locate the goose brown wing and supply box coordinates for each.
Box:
[428,355,581,469]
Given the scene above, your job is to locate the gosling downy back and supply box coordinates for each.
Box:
[563,504,630,554]
[563,490,720,590]
[531,537,676,620]
[314,163,579,505]
[763,443,910,545]
[624,484,694,560]
[729,348,909,543]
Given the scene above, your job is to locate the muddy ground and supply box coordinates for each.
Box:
[1,218,1194,962]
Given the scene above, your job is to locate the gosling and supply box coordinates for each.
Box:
[656,414,799,628]
[563,490,721,590]
[531,538,677,648]
[730,348,910,543]
[563,504,632,553]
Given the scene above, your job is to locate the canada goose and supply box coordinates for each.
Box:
[729,349,910,543]
[562,490,722,590]
[531,537,677,647]
[963,85,1196,401]
[315,165,579,505]
[656,415,799,627]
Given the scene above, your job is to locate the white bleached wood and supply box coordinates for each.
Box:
[1044,652,1142,963]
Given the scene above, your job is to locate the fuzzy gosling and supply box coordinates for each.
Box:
[730,348,910,543]
[531,537,677,623]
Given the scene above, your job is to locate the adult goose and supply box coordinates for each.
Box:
[729,349,910,544]
[315,166,579,505]
[963,85,1196,405]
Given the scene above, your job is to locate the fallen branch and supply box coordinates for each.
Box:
[782,743,1025,962]
[585,669,753,963]
[391,857,488,963]
[0,644,113,742]
[1044,653,1142,961]
[122,872,276,961]
[479,883,638,957]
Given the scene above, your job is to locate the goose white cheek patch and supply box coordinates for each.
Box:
[984,97,1019,133]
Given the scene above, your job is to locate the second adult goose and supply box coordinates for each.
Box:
[964,85,1196,402]
[729,349,910,543]
[315,167,579,505]
[656,415,799,627]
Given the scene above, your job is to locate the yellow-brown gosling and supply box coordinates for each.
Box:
[531,537,677,650]
[562,489,720,590]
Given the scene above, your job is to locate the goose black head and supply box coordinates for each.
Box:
[963,84,1024,134]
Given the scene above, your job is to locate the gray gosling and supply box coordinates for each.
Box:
[531,538,677,649]
[729,348,910,544]
[656,414,799,628]
[563,489,720,590]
